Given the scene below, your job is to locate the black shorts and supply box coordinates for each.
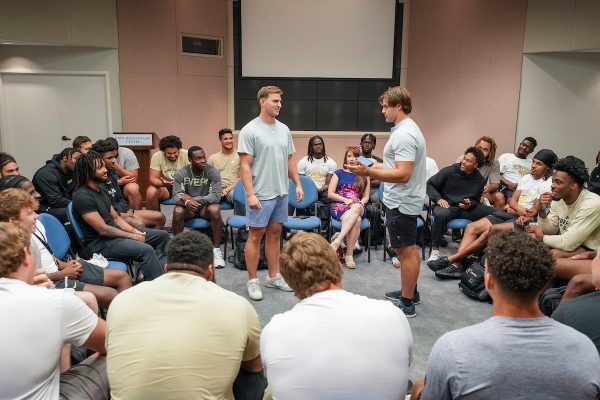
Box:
[384,206,418,248]
[486,210,517,225]
[54,260,105,291]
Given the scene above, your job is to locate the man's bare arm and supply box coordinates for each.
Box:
[148,169,165,188]
[240,355,263,373]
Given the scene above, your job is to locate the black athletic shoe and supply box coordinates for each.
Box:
[435,263,465,280]
[396,301,416,318]
[384,289,421,305]
[427,256,450,271]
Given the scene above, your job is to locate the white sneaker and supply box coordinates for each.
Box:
[265,273,293,292]
[213,248,225,269]
[391,256,401,268]
[428,250,440,263]
[354,241,362,251]
[247,279,263,301]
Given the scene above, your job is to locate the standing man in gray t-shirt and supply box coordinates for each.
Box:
[350,86,426,318]
[411,231,600,400]
[237,86,303,301]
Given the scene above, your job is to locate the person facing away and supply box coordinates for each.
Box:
[106,230,264,400]
[412,230,600,400]
[261,232,413,400]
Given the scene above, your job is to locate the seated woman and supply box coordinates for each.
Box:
[328,147,370,269]
[428,149,557,277]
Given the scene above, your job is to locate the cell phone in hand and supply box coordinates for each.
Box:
[356,156,374,166]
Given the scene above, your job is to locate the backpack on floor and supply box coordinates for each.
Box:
[364,204,384,247]
[538,286,566,317]
[229,228,267,271]
[458,258,492,303]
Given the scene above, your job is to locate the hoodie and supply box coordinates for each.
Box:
[32,154,75,209]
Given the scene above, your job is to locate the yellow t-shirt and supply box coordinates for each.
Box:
[149,149,189,181]
[106,272,261,400]
[207,151,240,188]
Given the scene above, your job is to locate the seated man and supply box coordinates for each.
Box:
[105,137,142,210]
[93,139,165,229]
[145,135,189,211]
[412,231,600,400]
[457,136,502,208]
[526,156,600,281]
[107,231,265,400]
[360,133,383,204]
[552,247,600,354]
[0,222,106,400]
[427,147,494,263]
[297,135,337,205]
[428,149,557,278]
[590,150,600,195]
[261,232,413,399]
[72,135,92,154]
[497,136,537,201]
[0,187,131,309]
[72,151,170,281]
[172,146,224,268]
[0,152,20,177]
[32,147,81,223]
[207,128,243,213]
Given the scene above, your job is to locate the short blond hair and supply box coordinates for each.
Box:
[279,232,341,299]
[0,189,38,222]
[379,86,412,114]
[0,222,30,277]
[257,85,283,102]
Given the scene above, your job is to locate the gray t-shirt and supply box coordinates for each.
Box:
[382,117,426,215]
[172,164,221,206]
[117,146,140,171]
[237,117,295,200]
[422,316,600,400]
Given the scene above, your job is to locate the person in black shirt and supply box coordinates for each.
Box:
[93,139,165,229]
[589,150,600,195]
[72,151,170,281]
[426,147,494,266]
[32,148,81,223]
[360,133,383,204]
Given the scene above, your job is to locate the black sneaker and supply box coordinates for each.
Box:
[396,301,416,318]
[427,256,450,271]
[435,263,465,280]
[384,289,421,305]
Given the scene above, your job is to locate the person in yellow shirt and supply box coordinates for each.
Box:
[207,128,242,214]
[145,135,189,211]
[526,156,600,281]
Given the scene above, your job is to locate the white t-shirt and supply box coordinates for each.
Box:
[297,156,337,188]
[382,117,427,215]
[0,278,98,400]
[426,156,439,181]
[498,153,532,185]
[261,290,413,400]
[32,220,58,274]
[516,174,551,209]
[117,146,140,171]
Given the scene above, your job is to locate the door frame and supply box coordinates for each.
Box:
[0,69,113,153]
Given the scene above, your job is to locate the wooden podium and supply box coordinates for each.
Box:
[112,132,159,202]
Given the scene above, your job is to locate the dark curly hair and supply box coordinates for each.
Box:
[465,146,485,168]
[487,231,554,301]
[91,139,117,155]
[165,231,212,274]
[554,156,589,188]
[159,135,183,151]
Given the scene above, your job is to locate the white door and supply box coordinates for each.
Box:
[0,73,111,178]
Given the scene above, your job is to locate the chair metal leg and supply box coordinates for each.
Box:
[367,226,371,263]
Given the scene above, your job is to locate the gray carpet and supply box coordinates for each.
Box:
[163,206,492,381]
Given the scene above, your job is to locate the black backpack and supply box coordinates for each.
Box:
[458,260,492,303]
[229,228,267,271]
[538,286,566,317]
[365,204,384,247]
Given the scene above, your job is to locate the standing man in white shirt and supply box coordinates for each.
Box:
[349,86,426,317]
[237,86,303,301]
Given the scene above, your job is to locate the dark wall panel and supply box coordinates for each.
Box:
[317,101,357,131]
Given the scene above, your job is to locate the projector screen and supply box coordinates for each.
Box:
[241,0,396,79]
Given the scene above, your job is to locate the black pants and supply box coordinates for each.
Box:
[86,228,170,281]
[431,204,494,247]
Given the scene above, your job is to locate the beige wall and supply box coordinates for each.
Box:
[0,0,118,48]
[118,0,228,158]
[405,0,528,167]
[524,0,600,53]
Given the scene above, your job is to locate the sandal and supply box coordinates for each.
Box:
[344,255,356,269]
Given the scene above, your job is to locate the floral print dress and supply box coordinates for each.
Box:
[330,169,363,220]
